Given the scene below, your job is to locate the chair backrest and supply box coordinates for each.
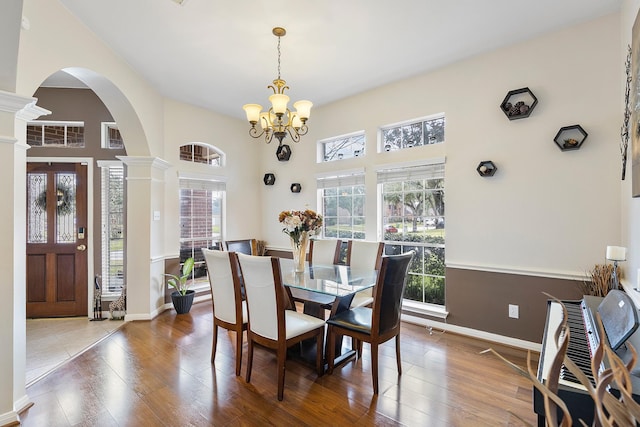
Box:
[346,240,384,271]
[236,253,286,340]
[224,239,258,255]
[308,239,341,266]
[202,249,244,325]
[372,251,414,335]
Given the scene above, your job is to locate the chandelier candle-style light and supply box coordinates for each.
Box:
[242,27,312,146]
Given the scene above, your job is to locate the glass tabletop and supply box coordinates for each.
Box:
[279,259,377,297]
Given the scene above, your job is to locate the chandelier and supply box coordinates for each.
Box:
[242,27,312,146]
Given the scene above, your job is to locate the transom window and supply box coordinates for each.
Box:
[27,121,85,148]
[180,143,223,166]
[380,115,444,152]
[101,122,124,149]
[379,162,445,306]
[318,131,365,162]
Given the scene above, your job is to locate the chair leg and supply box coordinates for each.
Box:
[277,347,286,401]
[371,343,379,394]
[245,338,254,383]
[395,334,402,375]
[357,340,363,359]
[235,328,243,376]
[315,330,323,376]
[211,324,218,364]
[327,326,336,374]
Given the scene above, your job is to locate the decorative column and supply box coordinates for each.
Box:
[0,90,50,426]
[117,156,171,320]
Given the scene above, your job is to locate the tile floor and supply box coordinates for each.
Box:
[26,317,124,386]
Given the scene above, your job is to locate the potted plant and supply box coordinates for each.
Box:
[164,257,196,314]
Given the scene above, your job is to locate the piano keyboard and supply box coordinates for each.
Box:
[560,301,598,385]
[538,300,602,390]
[535,294,640,425]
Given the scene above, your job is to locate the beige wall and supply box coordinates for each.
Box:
[259,14,620,342]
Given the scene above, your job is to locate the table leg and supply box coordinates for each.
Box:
[325,294,357,368]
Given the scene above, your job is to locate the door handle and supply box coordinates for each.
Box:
[77,244,87,251]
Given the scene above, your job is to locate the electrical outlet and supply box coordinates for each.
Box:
[508,304,519,319]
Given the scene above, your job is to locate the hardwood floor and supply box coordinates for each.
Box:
[19,301,538,426]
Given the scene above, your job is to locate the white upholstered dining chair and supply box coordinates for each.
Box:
[346,240,384,308]
[308,238,341,266]
[202,248,247,376]
[236,253,325,401]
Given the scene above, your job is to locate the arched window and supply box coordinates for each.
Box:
[179,143,223,166]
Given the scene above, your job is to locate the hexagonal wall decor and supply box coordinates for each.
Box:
[500,87,538,120]
[263,173,275,185]
[276,144,292,161]
[554,125,587,151]
[290,183,302,193]
[476,161,497,177]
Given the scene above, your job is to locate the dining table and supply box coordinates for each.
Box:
[278,258,378,368]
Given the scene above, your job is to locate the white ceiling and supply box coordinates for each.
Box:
[43,0,621,120]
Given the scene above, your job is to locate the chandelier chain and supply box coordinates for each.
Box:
[277,35,281,80]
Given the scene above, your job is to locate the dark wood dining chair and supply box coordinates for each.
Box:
[326,250,414,394]
[202,248,247,376]
[224,239,258,255]
[236,253,326,401]
[346,240,384,308]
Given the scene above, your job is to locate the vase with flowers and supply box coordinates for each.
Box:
[279,209,323,272]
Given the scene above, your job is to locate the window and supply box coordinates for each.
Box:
[378,162,445,306]
[318,171,366,243]
[179,178,225,288]
[27,121,85,148]
[180,143,223,166]
[380,115,445,152]
[101,122,124,149]
[99,162,125,296]
[318,131,365,162]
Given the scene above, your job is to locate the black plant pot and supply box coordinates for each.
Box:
[171,290,195,314]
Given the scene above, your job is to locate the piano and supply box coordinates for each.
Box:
[535,290,640,426]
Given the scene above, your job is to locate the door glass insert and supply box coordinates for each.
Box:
[27,173,47,244]
[56,173,77,243]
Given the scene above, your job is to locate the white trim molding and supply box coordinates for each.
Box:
[446,261,587,281]
[401,313,541,352]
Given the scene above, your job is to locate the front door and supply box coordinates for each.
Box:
[26,162,88,317]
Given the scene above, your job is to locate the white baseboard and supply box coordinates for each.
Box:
[0,410,19,426]
[401,313,541,352]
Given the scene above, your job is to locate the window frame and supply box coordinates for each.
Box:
[27,120,85,148]
[100,122,124,149]
[179,142,224,166]
[178,175,226,292]
[377,160,446,307]
[97,161,125,297]
[317,169,366,245]
[317,130,366,163]
[378,113,445,153]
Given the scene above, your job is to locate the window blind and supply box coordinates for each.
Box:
[377,162,444,183]
[316,172,365,189]
[179,178,226,192]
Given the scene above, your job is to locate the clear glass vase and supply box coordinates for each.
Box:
[290,232,309,273]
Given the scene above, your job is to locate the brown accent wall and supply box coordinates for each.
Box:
[28,87,127,285]
[442,268,584,343]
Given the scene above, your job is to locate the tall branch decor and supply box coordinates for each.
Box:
[622,45,632,181]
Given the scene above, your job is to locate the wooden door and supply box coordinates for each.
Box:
[26,162,88,317]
